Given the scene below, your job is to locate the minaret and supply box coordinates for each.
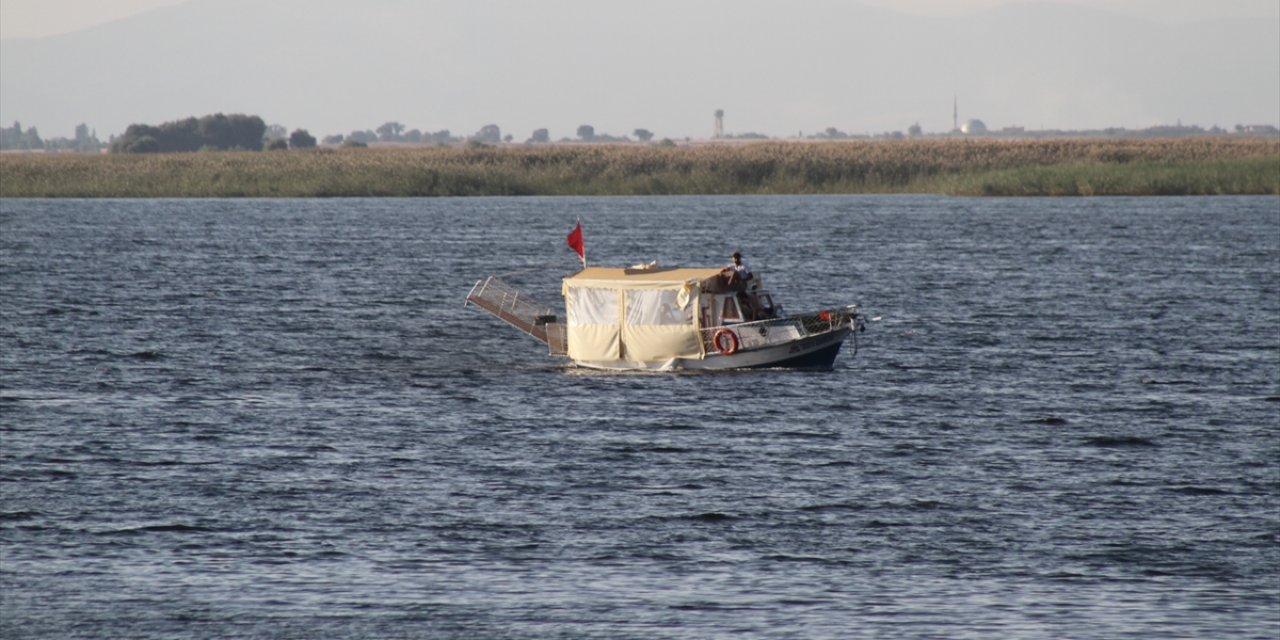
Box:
[952,94,958,133]
[714,109,724,138]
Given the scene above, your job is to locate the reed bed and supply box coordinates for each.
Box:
[2,138,1276,198]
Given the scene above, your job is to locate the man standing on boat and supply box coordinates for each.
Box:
[722,251,752,290]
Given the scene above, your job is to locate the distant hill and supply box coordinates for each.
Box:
[2,0,1276,140]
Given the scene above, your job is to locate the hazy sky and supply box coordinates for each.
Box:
[3,0,1277,39]
[0,0,185,39]
[2,0,1276,139]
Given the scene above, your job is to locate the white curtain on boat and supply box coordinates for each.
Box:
[565,286,620,361]
[563,281,704,363]
[622,289,702,361]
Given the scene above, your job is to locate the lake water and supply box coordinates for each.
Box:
[2,195,1277,639]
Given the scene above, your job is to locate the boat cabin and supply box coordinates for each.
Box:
[704,283,780,328]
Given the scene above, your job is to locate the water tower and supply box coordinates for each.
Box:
[714,109,724,138]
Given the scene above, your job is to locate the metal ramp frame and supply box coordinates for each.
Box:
[465,276,567,355]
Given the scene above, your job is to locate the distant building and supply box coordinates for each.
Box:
[961,119,988,135]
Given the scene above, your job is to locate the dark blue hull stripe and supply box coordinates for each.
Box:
[744,340,845,370]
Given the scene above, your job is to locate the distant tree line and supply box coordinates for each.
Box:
[112,114,268,153]
[320,122,662,147]
[14,113,1272,155]
[571,125,638,143]
[12,118,607,154]
[1,121,104,152]
[806,122,1280,141]
[325,122,462,147]
[49,124,104,152]
[1,121,45,150]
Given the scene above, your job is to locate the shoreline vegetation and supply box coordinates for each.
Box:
[1,138,1276,198]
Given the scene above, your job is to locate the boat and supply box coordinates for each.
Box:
[465,263,866,371]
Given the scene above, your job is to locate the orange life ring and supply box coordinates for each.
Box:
[712,328,739,355]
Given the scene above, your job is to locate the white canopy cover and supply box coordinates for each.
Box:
[562,266,723,364]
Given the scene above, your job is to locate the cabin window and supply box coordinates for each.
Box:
[566,287,619,325]
[721,297,741,322]
[625,289,691,326]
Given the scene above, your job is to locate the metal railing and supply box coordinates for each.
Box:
[466,276,552,320]
[465,276,565,353]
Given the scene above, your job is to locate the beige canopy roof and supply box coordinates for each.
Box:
[564,266,723,290]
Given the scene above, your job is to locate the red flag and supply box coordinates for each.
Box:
[566,221,585,265]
